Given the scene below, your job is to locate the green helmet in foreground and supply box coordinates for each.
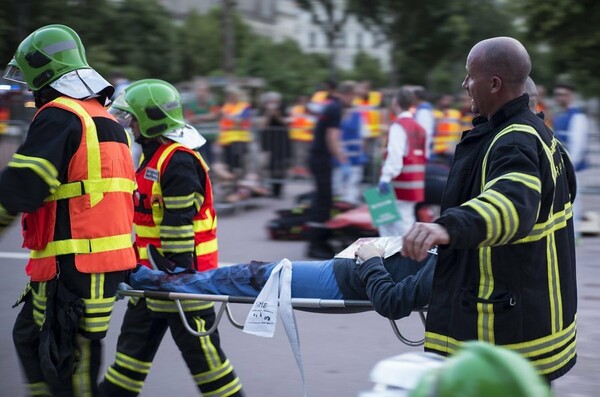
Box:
[410,342,552,397]
[110,79,206,149]
[4,24,89,91]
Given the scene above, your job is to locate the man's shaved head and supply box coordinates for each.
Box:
[462,37,532,118]
[468,37,531,86]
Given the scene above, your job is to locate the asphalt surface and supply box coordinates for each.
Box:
[0,178,599,396]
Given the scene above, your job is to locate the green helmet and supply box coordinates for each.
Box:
[110,79,185,139]
[3,24,89,91]
[410,342,552,397]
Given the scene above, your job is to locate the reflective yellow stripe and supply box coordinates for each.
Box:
[480,189,519,244]
[477,246,494,343]
[82,296,115,314]
[105,366,144,393]
[159,224,194,238]
[463,200,500,246]
[195,316,221,370]
[30,233,133,259]
[203,378,243,397]
[28,382,51,396]
[160,240,195,253]
[515,203,572,244]
[194,209,217,233]
[484,172,541,194]
[80,315,111,333]
[426,318,577,373]
[8,153,60,191]
[547,232,562,333]
[45,178,136,201]
[53,97,104,206]
[164,193,196,209]
[134,224,160,238]
[115,351,152,374]
[194,359,234,385]
[73,336,92,397]
[196,237,218,256]
[146,298,214,312]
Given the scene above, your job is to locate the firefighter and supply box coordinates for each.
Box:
[98,79,243,397]
[2,24,137,396]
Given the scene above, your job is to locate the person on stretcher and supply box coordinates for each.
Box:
[129,244,434,320]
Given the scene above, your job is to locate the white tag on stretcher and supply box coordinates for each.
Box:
[243,258,307,396]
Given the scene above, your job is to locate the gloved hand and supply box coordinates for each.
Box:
[378,181,391,195]
[341,163,352,181]
[115,282,133,301]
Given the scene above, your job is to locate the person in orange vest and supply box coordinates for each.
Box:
[307,79,337,116]
[288,95,315,178]
[353,80,384,139]
[432,94,462,165]
[217,85,253,176]
[2,24,137,395]
[377,87,427,237]
[99,79,244,397]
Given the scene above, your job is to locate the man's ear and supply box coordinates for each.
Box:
[490,76,502,93]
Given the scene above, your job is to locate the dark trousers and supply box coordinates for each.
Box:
[222,142,248,176]
[99,299,244,397]
[307,157,333,246]
[12,261,125,397]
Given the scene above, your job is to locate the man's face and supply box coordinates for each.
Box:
[461,55,490,116]
[553,88,572,109]
[340,92,355,107]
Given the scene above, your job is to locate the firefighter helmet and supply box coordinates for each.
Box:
[3,24,90,91]
[409,342,551,397]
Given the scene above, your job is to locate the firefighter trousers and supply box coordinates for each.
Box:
[99,298,244,397]
[12,265,125,397]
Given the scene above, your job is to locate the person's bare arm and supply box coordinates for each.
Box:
[326,127,347,164]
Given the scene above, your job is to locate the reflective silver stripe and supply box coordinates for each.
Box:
[392,180,425,189]
[194,360,234,384]
[44,40,77,55]
[160,240,195,252]
[105,367,144,393]
[115,352,152,374]
[402,164,426,172]
[203,377,243,397]
[159,225,194,238]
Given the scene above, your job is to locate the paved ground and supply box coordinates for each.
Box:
[0,173,599,396]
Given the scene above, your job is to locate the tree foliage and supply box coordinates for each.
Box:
[517,0,600,96]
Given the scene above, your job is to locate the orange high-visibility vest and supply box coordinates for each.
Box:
[134,143,218,272]
[289,105,315,142]
[353,91,383,138]
[23,97,137,281]
[218,101,252,145]
[432,108,462,155]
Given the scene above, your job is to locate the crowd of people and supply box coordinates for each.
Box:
[0,22,591,396]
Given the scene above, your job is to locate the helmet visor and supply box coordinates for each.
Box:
[108,106,133,128]
[3,63,27,85]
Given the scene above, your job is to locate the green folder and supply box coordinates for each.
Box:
[363,186,401,227]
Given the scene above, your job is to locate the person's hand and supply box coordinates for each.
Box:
[401,222,450,261]
[355,243,385,264]
[378,181,391,195]
[341,163,352,181]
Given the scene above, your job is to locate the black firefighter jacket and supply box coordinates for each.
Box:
[428,94,578,381]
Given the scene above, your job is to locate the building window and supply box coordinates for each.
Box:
[309,32,317,48]
[338,33,346,48]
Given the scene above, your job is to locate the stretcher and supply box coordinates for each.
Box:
[116,288,428,347]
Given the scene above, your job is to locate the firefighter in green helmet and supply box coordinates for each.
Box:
[98,79,244,397]
[2,24,137,396]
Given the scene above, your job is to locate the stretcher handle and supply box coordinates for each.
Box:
[173,299,229,337]
[388,308,427,347]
